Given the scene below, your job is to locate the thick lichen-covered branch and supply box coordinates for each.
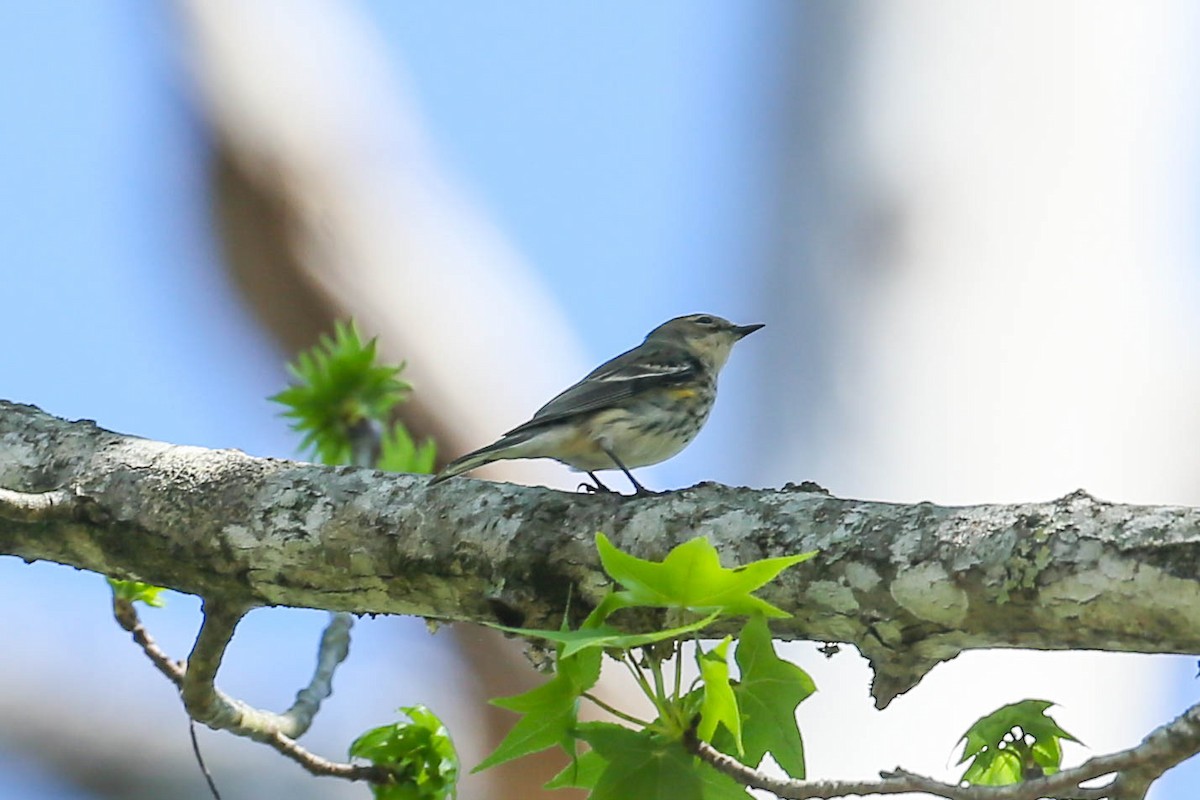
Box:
[4,400,1200,707]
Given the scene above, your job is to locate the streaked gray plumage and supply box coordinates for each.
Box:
[430,313,762,493]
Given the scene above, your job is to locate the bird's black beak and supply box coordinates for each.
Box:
[733,323,765,339]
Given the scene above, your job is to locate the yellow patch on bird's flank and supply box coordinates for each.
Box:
[668,387,698,400]
[560,427,604,459]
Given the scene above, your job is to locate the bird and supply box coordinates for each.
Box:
[429,313,763,494]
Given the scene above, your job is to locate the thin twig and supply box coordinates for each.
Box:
[112,597,185,686]
[190,719,222,800]
[263,730,397,782]
[116,596,404,785]
[686,727,1109,799]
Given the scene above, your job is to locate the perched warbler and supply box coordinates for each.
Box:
[429,313,763,494]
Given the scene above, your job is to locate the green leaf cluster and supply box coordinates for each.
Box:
[270,320,435,472]
[350,705,459,800]
[957,699,1080,786]
[477,533,816,799]
[107,578,167,608]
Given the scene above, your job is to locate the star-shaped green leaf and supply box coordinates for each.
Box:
[544,748,607,790]
[723,615,815,779]
[472,648,601,772]
[958,699,1081,786]
[595,533,814,618]
[578,723,749,800]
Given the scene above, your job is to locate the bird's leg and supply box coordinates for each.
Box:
[601,447,652,496]
[581,471,615,494]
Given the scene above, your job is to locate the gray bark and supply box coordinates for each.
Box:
[2,399,1198,708]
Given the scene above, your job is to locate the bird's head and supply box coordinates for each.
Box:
[645,313,764,371]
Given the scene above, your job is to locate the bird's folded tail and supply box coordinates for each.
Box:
[428,432,534,485]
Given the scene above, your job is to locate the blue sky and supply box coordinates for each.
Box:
[0,3,1196,798]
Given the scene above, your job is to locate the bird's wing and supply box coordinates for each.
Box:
[503,346,701,436]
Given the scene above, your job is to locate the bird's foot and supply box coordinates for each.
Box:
[581,472,618,495]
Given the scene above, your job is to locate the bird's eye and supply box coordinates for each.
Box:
[695,315,714,325]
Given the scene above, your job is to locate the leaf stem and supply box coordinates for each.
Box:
[649,653,668,708]
[581,693,650,727]
[673,640,683,702]
[623,653,661,713]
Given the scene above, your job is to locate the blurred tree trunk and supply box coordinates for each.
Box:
[757,0,1200,785]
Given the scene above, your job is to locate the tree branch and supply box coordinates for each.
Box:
[279,612,354,736]
[4,400,1200,708]
[686,695,1200,799]
[114,591,394,784]
[180,599,250,729]
[101,396,391,786]
[113,596,186,686]
[0,487,79,523]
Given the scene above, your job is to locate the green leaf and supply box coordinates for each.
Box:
[957,699,1080,786]
[544,748,607,790]
[556,646,604,691]
[491,611,722,659]
[581,589,633,628]
[578,724,702,800]
[349,705,458,800]
[1030,734,1063,776]
[378,421,438,475]
[107,578,167,608]
[271,320,414,466]
[962,746,1023,786]
[695,759,755,800]
[727,615,814,778]
[474,649,600,772]
[578,723,749,800]
[696,637,742,755]
[595,533,813,618]
[474,677,576,772]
